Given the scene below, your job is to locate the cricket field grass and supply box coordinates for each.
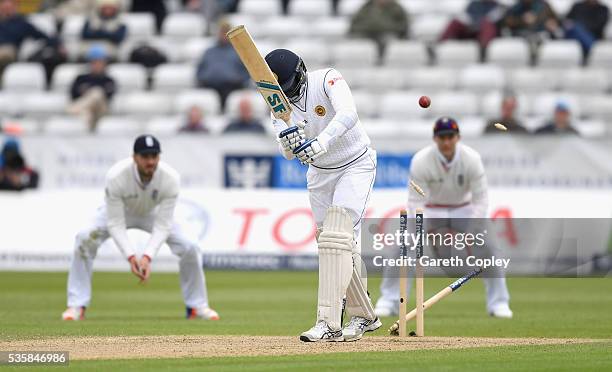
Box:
[0,271,610,371]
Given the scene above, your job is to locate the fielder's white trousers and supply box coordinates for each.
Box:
[67,207,210,309]
[308,148,377,319]
[377,204,511,313]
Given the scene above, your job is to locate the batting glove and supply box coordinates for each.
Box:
[278,120,307,153]
[293,138,327,164]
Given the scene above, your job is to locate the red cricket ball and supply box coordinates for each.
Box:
[419,96,431,108]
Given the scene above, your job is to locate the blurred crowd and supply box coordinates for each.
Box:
[0,0,608,136]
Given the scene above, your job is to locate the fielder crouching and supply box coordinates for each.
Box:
[265,49,381,342]
[62,135,218,321]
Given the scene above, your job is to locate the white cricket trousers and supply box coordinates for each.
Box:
[308,148,377,318]
[67,207,210,309]
[377,204,510,313]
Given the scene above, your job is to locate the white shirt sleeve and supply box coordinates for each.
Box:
[407,156,428,216]
[143,175,179,258]
[317,69,359,149]
[105,177,135,259]
[469,155,489,218]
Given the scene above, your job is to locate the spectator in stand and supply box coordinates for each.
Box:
[566,0,609,40]
[196,21,250,112]
[80,0,127,60]
[349,0,409,57]
[439,0,505,56]
[130,0,167,33]
[223,98,265,134]
[0,0,57,75]
[502,0,596,58]
[67,45,116,131]
[535,101,579,135]
[484,94,528,134]
[179,106,209,133]
[0,138,39,191]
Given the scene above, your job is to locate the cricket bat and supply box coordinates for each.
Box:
[226,25,292,125]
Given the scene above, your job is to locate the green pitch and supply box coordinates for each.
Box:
[0,271,611,371]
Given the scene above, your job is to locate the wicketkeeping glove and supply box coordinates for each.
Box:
[293,138,327,164]
[278,120,307,153]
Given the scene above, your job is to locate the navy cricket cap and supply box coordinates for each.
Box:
[265,49,303,93]
[433,117,460,136]
[133,134,161,155]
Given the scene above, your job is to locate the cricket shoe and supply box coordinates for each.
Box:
[342,316,382,342]
[186,306,220,320]
[489,305,513,319]
[299,321,344,342]
[62,306,85,321]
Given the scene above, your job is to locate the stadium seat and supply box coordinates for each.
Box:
[152,64,196,92]
[579,95,612,121]
[399,0,435,16]
[433,0,470,16]
[430,91,479,117]
[380,91,431,120]
[507,67,558,93]
[51,64,87,92]
[174,89,221,116]
[338,0,367,16]
[145,115,184,135]
[370,68,410,91]
[43,116,89,135]
[122,13,156,42]
[0,93,22,116]
[107,64,147,92]
[308,18,350,39]
[226,90,269,119]
[284,39,331,70]
[589,42,612,69]
[331,40,378,67]
[113,93,172,116]
[352,91,379,118]
[532,93,581,118]
[181,37,215,62]
[22,92,69,117]
[289,0,332,16]
[456,116,486,138]
[481,91,531,118]
[487,38,530,68]
[548,0,574,15]
[575,119,606,138]
[161,13,205,39]
[96,116,142,135]
[337,68,374,90]
[411,14,451,42]
[385,40,428,67]
[363,119,402,137]
[458,64,505,93]
[436,41,479,67]
[399,119,436,138]
[258,16,308,40]
[559,68,609,94]
[28,13,56,35]
[238,0,282,17]
[405,68,458,92]
[61,15,86,40]
[2,63,46,91]
[538,40,582,68]
[148,37,183,62]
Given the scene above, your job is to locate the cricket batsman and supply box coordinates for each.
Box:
[265,49,381,342]
[375,118,513,319]
[62,135,219,321]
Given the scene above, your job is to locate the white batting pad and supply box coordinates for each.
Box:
[317,206,354,330]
